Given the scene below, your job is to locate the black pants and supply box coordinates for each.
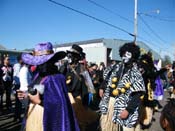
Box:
[0,94,3,109]
[3,82,12,109]
[14,84,22,119]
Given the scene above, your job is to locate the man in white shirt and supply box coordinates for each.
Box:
[13,54,23,121]
[19,63,32,112]
[19,64,32,92]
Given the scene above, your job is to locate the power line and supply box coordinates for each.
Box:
[138,14,168,45]
[137,35,161,49]
[48,0,171,53]
[87,0,133,24]
[139,13,175,22]
[138,24,168,49]
[48,0,134,37]
[87,0,168,50]
[137,35,173,55]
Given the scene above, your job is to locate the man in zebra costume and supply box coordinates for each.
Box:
[99,42,145,131]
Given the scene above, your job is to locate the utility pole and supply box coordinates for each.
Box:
[134,0,138,43]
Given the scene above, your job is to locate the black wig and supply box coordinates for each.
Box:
[37,55,60,77]
[119,42,140,60]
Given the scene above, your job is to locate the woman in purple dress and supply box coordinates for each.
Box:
[18,42,79,131]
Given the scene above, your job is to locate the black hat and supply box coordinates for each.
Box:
[67,44,83,55]
[81,52,86,59]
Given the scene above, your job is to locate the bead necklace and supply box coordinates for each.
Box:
[110,63,132,97]
[111,76,131,96]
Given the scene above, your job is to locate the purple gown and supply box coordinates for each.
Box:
[43,74,80,131]
[154,76,164,100]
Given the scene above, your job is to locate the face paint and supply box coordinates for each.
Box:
[67,53,73,64]
[122,51,132,63]
[67,58,72,64]
[67,53,79,64]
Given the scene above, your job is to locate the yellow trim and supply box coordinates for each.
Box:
[142,60,148,64]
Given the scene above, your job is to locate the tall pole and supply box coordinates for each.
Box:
[134,0,138,43]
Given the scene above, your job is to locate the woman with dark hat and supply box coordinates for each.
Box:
[99,42,145,131]
[17,42,79,131]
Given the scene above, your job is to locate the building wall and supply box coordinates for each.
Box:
[54,38,161,66]
[103,39,161,61]
[83,46,107,65]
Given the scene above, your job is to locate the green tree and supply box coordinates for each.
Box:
[162,55,171,67]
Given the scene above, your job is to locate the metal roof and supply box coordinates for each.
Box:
[0,49,30,53]
[54,38,104,47]
[0,44,6,50]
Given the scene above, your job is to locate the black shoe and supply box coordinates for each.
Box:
[13,117,18,122]
[154,106,160,112]
[13,117,22,122]
[152,117,156,122]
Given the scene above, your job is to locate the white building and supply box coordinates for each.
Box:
[54,38,160,66]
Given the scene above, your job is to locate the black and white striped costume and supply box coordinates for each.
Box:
[99,62,145,128]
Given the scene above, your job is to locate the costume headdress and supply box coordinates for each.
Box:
[22,42,66,66]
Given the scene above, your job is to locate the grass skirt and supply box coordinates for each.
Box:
[26,103,44,131]
[68,93,98,130]
[100,97,118,131]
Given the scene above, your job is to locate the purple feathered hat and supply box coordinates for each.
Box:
[22,42,66,66]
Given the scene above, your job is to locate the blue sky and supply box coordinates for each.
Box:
[0,0,175,58]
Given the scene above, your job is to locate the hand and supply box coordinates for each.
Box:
[119,109,129,119]
[17,90,28,100]
[165,64,171,70]
[28,92,41,104]
[99,89,104,98]
[12,80,16,85]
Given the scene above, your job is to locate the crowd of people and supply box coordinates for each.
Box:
[0,41,175,131]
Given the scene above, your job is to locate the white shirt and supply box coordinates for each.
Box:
[19,65,32,92]
[13,63,21,85]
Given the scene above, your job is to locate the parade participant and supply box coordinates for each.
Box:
[99,42,145,131]
[153,60,169,111]
[138,52,158,130]
[154,60,164,101]
[1,55,13,111]
[61,44,98,130]
[160,98,175,131]
[18,42,79,131]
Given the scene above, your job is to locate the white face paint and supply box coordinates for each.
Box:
[122,51,132,63]
[66,53,73,64]
[67,58,72,64]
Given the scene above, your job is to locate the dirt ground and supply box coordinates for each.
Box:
[0,91,170,131]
